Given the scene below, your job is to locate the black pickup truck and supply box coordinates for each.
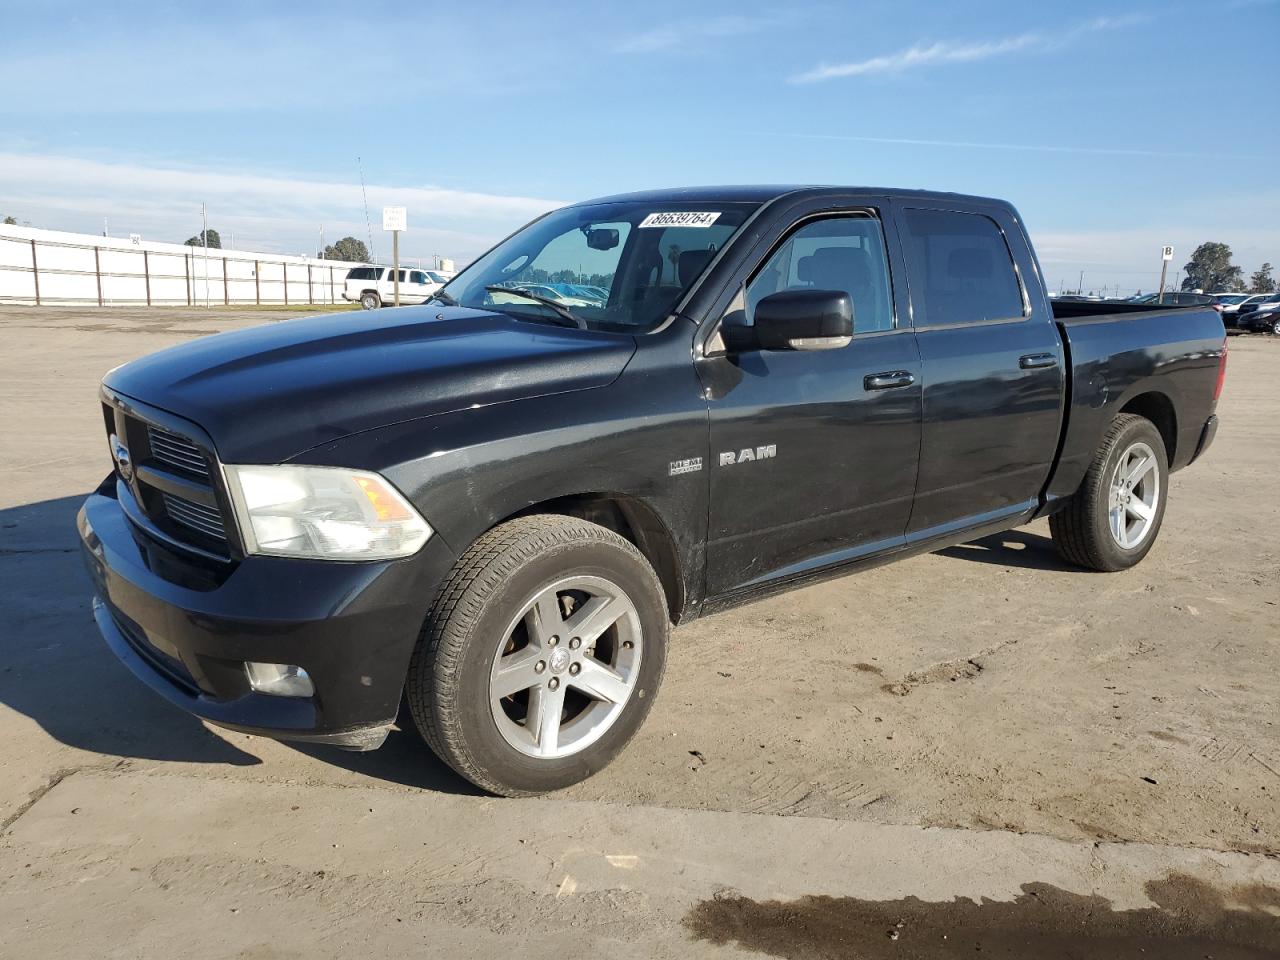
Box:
[79,186,1227,795]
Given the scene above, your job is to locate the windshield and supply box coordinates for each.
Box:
[437,201,758,331]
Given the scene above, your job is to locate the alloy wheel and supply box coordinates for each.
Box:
[488,575,642,759]
[1108,440,1160,549]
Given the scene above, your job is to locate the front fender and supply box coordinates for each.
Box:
[294,374,711,618]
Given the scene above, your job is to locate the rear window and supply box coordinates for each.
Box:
[345,267,380,280]
[900,209,1025,326]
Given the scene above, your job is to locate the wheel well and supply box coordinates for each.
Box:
[509,494,684,623]
[1120,392,1177,462]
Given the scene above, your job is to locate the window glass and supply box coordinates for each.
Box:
[387,270,406,283]
[345,267,377,280]
[410,271,427,284]
[745,216,894,333]
[441,201,756,331]
[900,209,1024,326]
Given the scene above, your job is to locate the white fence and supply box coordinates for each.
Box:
[0,225,370,307]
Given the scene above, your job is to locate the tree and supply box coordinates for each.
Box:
[666,243,682,285]
[320,236,370,262]
[1248,262,1275,294]
[185,228,222,249]
[1180,242,1242,293]
[2,215,16,225]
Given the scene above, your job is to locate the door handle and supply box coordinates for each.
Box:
[1019,353,1058,370]
[864,371,916,390]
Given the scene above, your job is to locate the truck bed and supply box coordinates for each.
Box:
[1045,303,1225,506]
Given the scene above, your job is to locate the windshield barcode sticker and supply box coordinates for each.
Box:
[639,212,721,229]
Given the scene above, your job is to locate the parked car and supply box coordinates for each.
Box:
[1235,293,1280,320]
[1129,292,1215,306]
[80,186,1226,796]
[341,266,442,309]
[1236,300,1280,334]
[1218,293,1269,330]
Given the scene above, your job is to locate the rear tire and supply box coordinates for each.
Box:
[407,515,669,796]
[360,291,381,310]
[1271,318,1280,336]
[1049,413,1169,572]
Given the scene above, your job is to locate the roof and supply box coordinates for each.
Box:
[573,185,1013,211]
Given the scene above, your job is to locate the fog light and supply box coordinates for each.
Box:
[245,662,314,697]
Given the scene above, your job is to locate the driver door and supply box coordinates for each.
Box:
[697,200,922,598]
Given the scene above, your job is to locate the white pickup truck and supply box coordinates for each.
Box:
[341,266,446,309]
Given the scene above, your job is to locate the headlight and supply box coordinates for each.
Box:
[224,464,431,560]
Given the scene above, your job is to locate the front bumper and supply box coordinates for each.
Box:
[78,484,456,749]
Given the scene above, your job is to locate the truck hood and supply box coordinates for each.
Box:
[104,306,637,463]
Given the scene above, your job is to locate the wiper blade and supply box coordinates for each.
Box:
[428,289,458,306]
[484,285,585,329]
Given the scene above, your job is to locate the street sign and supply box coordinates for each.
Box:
[1161,245,1174,261]
[382,206,407,232]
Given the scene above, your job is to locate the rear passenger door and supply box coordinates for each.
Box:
[889,201,1065,541]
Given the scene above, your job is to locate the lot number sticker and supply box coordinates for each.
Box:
[639,211,721,229]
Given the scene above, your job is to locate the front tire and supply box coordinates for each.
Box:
[407,515,669,796]
[360,291,381,310]
[1271,318,1280,336]
[1049,413,1169,572]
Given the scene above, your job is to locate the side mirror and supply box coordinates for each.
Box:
[752,289,853,351]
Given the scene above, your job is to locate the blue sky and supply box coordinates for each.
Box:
[2,0,1276,293]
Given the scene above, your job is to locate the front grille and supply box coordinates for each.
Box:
[162,492,228,541]
[148,425,210,479]
[103,396,234,558]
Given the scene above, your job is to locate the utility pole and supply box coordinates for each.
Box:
[103,217,109,238]
[1077,270,1084,296]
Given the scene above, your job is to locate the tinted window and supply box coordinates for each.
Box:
[387,270,405,283]
[345,267,377,280]
[901,209,1024,326]
[745,216,894,333]
[410,271,427,284]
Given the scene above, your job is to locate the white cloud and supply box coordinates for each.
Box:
[615,15,779,54]
[791,14,1147,83]
[0,152,563,262]
[793,34,1039,83]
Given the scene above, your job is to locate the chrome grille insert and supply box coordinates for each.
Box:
[161,492,227,541]
[148,426,209,479]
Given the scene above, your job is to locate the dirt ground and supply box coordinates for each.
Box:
[1,306,1277,957]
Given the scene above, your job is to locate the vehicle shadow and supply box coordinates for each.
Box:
[2,493,484,794]
[286,713,484,796]
[0,494,260,766]
[938,529,1081,572]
